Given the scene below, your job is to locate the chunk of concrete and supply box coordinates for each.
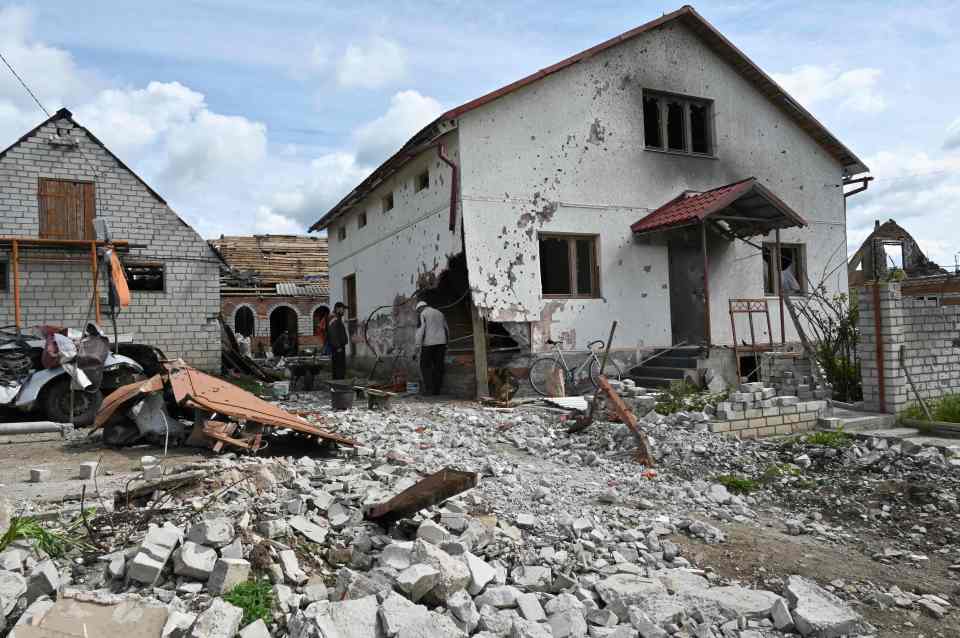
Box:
[771,597,795,632]
[548,608,588,638]
[412,539,470,599]
[511,565,552,592]
[190,598,243,638]
[29,468,50,483]
[79,461,98,480]
[172,541,217,581]
[128,525,182,585]
[379,591,431,636]
[186,518,235,548]
[594,573,667,621]
[207,558,251,595]
[278,549,308,585]
[511,618,553,638]
[161,610,196,638]
[416,520,450,545]
[380,542,414,571]
[315,595,384,638]
[239,618,271,638]
[288,515,328,544]
[464,551,497,595]
[0,569,27,615]
[784,575,870,637]
[25,560,60,602]
[695,585,784,620]
[447,589,480,630]
[397,563,439,602]
[516,592,545,621]
[475,585,521,609]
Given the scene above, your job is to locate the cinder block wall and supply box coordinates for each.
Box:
[0,113,221,370]
[857,282,960,414]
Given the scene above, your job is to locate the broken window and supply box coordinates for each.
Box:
[382,192,394,213]
[643,96,662,148]
[415,170,429,192]
[337,225,347,241]
[539,234,599,298]
[38,178,96,240]
[642,91,713,156]
[762,243,805,296]
[358,211,367,228]
[123,262,165,292]
[234,306,254,337]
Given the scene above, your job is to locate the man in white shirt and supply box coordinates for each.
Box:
[415,300,449,395]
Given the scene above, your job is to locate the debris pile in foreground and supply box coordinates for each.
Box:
[2,392,958,637]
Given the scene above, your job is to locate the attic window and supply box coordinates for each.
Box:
[415,170,429,192]
[123,262,165,292]
[358,211,367,228]
[382,192,394,213]
[643,90,713,156]
[337,225,347,241]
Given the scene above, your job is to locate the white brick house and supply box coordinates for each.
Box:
[0,108,221,370]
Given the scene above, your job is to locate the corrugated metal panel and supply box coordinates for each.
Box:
[275,282,329,297]
[543,396,590,412]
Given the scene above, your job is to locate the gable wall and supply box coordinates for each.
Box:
[0,115,220,370]
[456,20,850,350]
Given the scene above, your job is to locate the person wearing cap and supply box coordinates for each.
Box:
[415,300,449,395]
[328,301,350,379]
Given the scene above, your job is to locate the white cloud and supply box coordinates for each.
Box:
[253,205,305,234]
[772,64,887,113]
[353,90,443,165]
[847,149,960,267]
[336,36,408,89]
[945,116,960,150]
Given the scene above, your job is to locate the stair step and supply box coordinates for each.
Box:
[646,356,699,368]
[817,414,897,433]
[627,376,674,388]
[632,366,686,379]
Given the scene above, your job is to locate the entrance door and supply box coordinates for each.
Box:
[269,306,299,354]
[343,274,358,355]
[667,231,706,345]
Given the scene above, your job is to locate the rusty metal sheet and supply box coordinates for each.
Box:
[92,374,165,429]
[365,468,478,526]
[164,363,357,446]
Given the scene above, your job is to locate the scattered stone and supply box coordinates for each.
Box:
[190,598,243,638]
[0,569,27,615]
[238,618,272,638]
[207,558,251,595]
[128,525,182,585]
[78,461,98,480]
[172,541,217,581]
[784,575,870,637]
[186,518,235,548]
[397,563,440,602]
[29,468,50,483]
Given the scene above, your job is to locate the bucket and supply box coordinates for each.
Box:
[406,381,420,394]
[330,386,354,411]
[271,381,290,399]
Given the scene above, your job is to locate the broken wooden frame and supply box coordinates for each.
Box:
[365,468,478,527]
[728,298,775,380]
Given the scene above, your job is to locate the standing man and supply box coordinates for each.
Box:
[327,302,349,380]
[415,300,449,395]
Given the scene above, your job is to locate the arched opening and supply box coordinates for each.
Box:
[234,306,254,338]
[313,305,330,337]
[270,306,299,356]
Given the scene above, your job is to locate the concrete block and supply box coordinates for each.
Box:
[79,461,98,480]
[208,558,251,595]
[239,619,271,638]
[190,598,243,638]
[172,541,217,581]
[29,469,50,483]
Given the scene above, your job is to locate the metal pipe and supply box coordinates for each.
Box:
[776,228,786,344]
[0,422,70,435]
[437,144,459,232]
[700,222,711,345]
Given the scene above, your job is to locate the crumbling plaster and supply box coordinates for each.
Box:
[456,20,849,351]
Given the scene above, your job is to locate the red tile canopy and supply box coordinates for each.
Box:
[630,178,807,236]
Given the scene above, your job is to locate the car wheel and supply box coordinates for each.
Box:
[42,376,103,426]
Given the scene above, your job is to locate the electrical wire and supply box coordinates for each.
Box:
[0,51,51,117]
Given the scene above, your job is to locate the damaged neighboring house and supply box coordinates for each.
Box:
[0,108,221,370]
[848,218,947,286]
[310,5,870,395]
[210,235,329,355]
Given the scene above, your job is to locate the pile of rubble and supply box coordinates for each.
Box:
[1,391,956,637]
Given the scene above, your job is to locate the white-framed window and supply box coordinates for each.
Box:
[538,233,600,298]
[763,243,806,296]
[643,90,714,156]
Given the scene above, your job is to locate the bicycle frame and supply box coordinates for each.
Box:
[549,343,597,381]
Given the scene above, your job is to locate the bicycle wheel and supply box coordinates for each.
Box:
[589,356,623,389]
[528,357,566,397]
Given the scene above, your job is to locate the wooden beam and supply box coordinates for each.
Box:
[700,222,711,345]
[776,228,785,344]
[596,375,655,467]
[470,299,489,399]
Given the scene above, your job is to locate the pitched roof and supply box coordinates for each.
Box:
[210,234,329,287]
[630,178,807,235]
[0,108,167,204]
[312,4,868,231]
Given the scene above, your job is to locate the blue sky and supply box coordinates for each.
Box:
[1,1,958,267]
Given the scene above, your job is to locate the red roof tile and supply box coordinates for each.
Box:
[630,178,756,233]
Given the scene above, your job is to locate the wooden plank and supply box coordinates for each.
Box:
[596,375,656,467]
[365,468,478,526]
[82,181,95,240]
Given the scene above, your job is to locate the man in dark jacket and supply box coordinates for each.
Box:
[327,302,349,379]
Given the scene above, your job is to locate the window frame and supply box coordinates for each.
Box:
[358,211,367,228]
[415,169,430,193]
[382,192,394,213]
[123,261,166,293]
[642,90,715,158]
[762,242,807,297]
[538,232,601,299]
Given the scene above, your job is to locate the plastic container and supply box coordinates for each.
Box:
[406,381,420,394]
[271,381,290,399]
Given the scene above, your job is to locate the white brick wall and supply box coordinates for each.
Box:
[0,113,221,370]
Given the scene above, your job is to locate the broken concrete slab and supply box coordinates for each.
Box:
[190,598,243,638]
[784,575,871,637]
[594,573,667,620]
[397,563,440,602]
[238,618,271,638]
[412,539,470,599]
[694,585,785,619]
[127,525,182,585]
[379,591,431,636]
[12,595,168,638]
[464,552,497,595]
[288,515,328,544]
[186,518,235,548]
[315,595,385,638]
[0,569,27,615]
[172,541,217,581]
[207,558,251,595]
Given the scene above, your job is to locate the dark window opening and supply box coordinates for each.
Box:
[38,178,95,240]
[313,306,329,336]
[124,262,165,292]
[382,192,394,212]
[337,225,346,241]
[539,234,599,298]
[643,96,662,148]
[234,306,254,337]
[415,170,429,192]
[0,261,7,292]
[763,243,806,296]
[690,103,710,154]
[666,101,686,151]
[358,211,367,228]
[739,354,761,382]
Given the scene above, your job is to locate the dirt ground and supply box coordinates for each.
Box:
[676,516,960,638]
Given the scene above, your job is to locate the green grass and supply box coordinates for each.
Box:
[224,579,274,626]
[715,474,758,494]
[902,394,960,424]
[0,513,93,558]
[760,463,802,484]
[789,429,853,449]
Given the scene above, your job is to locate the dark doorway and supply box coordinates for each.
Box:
[270,306,299,355]
[667,229,706,345]
[313,306,330,336]
[343,274,358,356]
[234,306,254,337]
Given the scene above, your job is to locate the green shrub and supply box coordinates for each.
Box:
[0,514,93,557]
[655,381,728,415]
[760,463,801,484]
[225,579,274,626]
[715,474,758,494]
[902,394,960,424]
[791,429,853,449]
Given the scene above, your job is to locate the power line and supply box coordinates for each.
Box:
[0,50,51,117]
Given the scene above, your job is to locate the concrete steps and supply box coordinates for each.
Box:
[817,413,897,433]
[627,346,703,389]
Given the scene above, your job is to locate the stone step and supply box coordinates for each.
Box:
[627,376,673,388]
[631,366,686,379]
[817,413,897,433]
[646,355,699,368]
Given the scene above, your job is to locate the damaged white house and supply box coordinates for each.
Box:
[311,5,869,395]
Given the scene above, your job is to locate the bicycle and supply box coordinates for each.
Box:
[527,338,623,397]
